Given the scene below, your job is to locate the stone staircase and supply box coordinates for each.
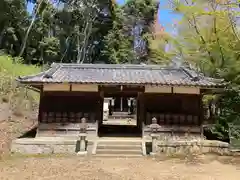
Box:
[109,112,136,119]
[94,137,144,157]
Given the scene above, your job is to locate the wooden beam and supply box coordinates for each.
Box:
[173,86,200,94]
[71,84,98,92]
[145,85,172,93]
[43,84,70,91]
[26,86,41,92]
[201,88,224,94]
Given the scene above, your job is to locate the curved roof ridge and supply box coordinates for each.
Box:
[180,66,201,81]
[53,63,175,70]
[43,64,62,79]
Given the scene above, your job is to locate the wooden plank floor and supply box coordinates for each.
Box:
[102,118,137,126]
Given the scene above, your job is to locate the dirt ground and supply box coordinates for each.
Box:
[0,102,37,158]
[1,101,240,180]
[0,155,239,180]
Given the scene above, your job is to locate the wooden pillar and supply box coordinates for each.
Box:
[199,94,204,125]
[38,87,43,123]
[137,92,145,129]
[199,94,204,137]
[99,91,104,126]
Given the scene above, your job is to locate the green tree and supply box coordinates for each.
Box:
[19,0,47,57]
[170,0,240,140]
[148,30,172,64]
[54,0,114,64]
[0,0,28,56]
[0,0,115,64]
[171,0,240,76]
[0,0,167,65]
[103,0,160,64]
[103,6,136,64]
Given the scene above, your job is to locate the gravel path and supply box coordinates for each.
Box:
[0,155,239,180]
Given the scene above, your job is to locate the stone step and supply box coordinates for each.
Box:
[96,149,142,155]
[109,115,136,119]
[110,112,136,118]
[112,112,130,116]
[94,154,143,158]
[95,137,143,157]
[98,141,142,146]
[97,144,141,150]
[99,137,142,141]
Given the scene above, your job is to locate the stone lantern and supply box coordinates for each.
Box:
[149,117,161,155]
[77,118,87,155]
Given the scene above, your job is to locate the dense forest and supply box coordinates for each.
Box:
[1,0,240,140]
[0,0,163,64]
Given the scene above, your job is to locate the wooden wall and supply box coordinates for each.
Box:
[37,85,203,128]
[143,94,202,126]
[39,91,102,123]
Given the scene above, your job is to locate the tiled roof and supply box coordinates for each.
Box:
[17,63,225,87]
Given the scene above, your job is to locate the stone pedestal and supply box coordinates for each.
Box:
[77,133,87,156]
[77,151,87,155]
[150,133,159,156]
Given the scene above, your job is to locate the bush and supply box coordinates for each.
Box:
[0,55,40,77]
[212,87,240,141]
[0,55,40,116]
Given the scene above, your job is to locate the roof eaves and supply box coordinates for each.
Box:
[16,63,61,83]
[204,77,226,87]
[180,67,226,87]
[16,71,45,82]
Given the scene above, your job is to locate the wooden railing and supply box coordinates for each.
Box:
[143,125,201,133]
[37,120,99,138]
[38,122,97,131]
[40,111,97,123]
[145,112,200,126]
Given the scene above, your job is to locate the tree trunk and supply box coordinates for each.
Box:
[0,28,5,48]
[81,21,92,63]
[61,36,71,62]
[18,0,44,57]
[77,21,89,63]
[40,46,44,71]
[79,15,97,64]
[77,25,81,62]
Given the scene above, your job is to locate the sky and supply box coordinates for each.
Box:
[27,0,182,33]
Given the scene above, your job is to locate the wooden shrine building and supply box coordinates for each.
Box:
[17,63,224,139]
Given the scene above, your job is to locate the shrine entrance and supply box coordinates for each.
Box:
[98,85,144,137]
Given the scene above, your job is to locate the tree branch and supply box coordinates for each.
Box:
[211,1,225,68]
[184,0,215,64]
[226,0,240,42]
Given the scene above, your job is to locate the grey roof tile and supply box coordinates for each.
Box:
[17,63,225,87]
